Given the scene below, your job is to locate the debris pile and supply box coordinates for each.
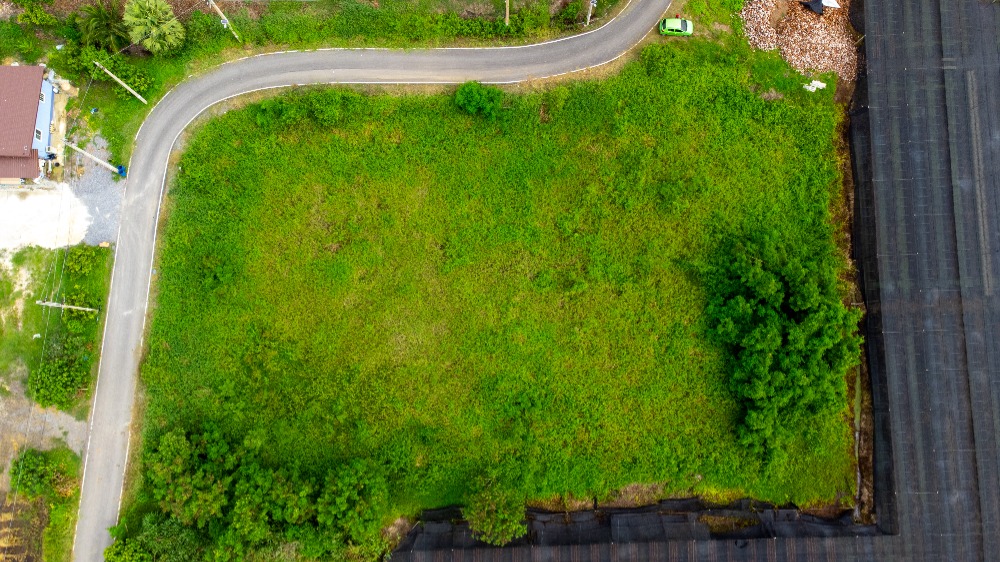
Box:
[741,0,780,51]
[0,1,17,20]
[741,0,859,80]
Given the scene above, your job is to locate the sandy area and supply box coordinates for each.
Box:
[0,187,92,250]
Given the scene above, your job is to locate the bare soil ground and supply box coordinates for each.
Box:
[0,494,44,562]
[0,369,88,493]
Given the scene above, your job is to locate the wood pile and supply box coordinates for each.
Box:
[741,0,859,80]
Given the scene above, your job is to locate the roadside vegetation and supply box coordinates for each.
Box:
[114,36,861,559]
[1,0,626,162]
[8,445,82,562]
[0,246,113,413]
[0,246,109,559]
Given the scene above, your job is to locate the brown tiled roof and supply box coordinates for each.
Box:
[0,151,41,179]
[0,65,44,158]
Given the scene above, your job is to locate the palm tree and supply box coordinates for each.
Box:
[79,1,130,52]
[123,0,185,55]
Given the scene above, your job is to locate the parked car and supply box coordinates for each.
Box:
[658,18,693,36]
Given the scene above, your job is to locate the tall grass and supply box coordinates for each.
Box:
[140,38,855,540]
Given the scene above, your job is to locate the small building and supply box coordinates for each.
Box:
[0,65,57,183]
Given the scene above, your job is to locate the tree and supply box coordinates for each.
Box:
[79,0,129,52]
[454,81,504,120]
[315,460,389,545]
[123,0,184,54]
[146,429,233,527]
[704,229,862,460]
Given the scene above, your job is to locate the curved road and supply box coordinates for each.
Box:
[73,0,673,559]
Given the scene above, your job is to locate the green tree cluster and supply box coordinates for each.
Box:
[704,229,862,460]
[117,428,391,560]
[454,81,504,120]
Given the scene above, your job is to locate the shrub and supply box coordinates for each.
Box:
[0,20,42,61]
[454,81,504,120]
[28,335,91,408]
[84,45,153,99]
[104,539,153,562]
[17,3,59,27]
[543,85,570,117]
[704,229,862,460]
[9,447,78,500]
[556,0,581,27]
[463,487,527,546]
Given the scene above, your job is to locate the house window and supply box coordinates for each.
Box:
[39,91,45,102]
[35,129,42,141]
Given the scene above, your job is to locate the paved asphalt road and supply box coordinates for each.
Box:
[72,0,674,559]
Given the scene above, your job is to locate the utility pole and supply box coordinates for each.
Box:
[64,141,126,177]
[505,0,509,26]
[36,301,100,313]
[92,61,148,104]
[208,0,240,42]
[585,0,595,26]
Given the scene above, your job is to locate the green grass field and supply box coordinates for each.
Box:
[134,38,857,556]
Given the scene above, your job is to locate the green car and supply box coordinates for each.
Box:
[658,18,693,36]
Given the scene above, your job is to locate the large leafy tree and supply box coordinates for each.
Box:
[146,428,235,527]
[123,0,185,54]
[79,0,129,52]
[704,229,862,460]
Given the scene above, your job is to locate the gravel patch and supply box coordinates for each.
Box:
[63,136,123,246]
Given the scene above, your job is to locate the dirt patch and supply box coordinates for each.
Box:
[0,186,92,251]
[760,87,783,100]
[0,370,88,493]
[527,493,594,512]
[382,516,415,550]
[830,86,876,524]
[597,482,665,508]
[697,513,759,534]
[853,340,876,523]
[0,494,44,562]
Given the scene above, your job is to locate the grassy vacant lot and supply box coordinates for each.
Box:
[136,38,856,556]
